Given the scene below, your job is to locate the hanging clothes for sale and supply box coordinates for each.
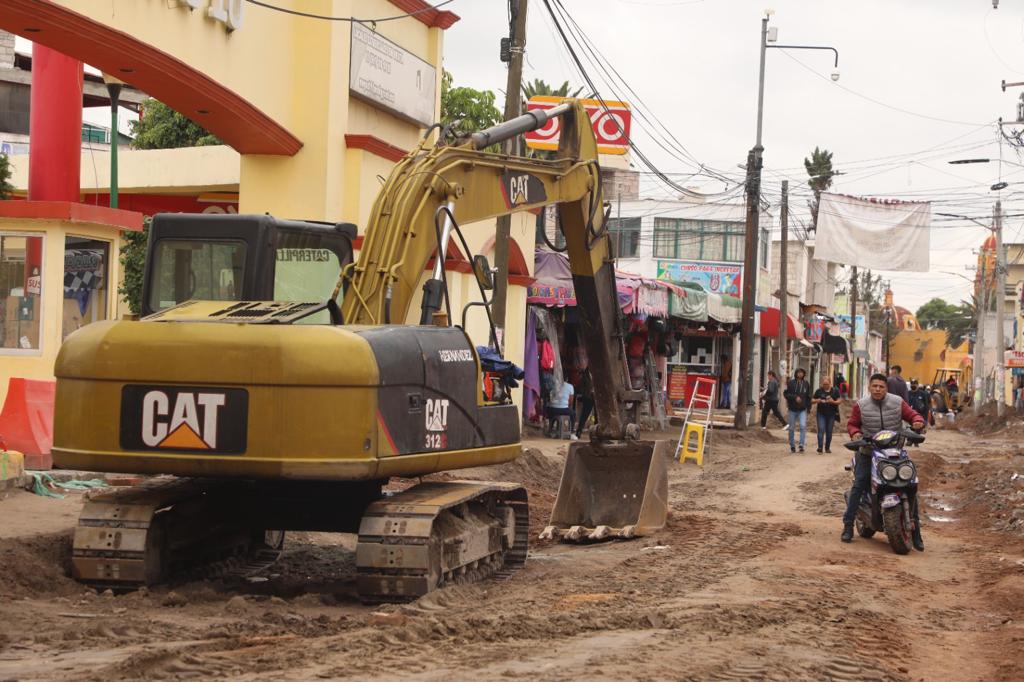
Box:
[524,308,541,422]
[533,306,565,401]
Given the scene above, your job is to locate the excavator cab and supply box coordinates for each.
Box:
[141,214,357,317]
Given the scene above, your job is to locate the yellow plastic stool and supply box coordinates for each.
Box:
[678,422,706,465]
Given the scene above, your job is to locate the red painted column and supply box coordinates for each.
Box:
[26,45,83,285]
[28,45,83,201]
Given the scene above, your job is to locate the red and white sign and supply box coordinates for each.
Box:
[1005,350,1024,368]
[524,96,631,155]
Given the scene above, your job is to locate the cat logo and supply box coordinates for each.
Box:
[425,398,449,432]
[501,170,547,208]
[142,391,225,449]
[121,385,248,454]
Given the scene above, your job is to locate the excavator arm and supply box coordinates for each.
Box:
[344,100,668,540]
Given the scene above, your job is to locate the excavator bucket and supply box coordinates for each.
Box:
[540,439,670,542]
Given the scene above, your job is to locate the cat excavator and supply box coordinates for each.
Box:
[53,100,668,602]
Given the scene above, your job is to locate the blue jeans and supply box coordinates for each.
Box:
[842,452,871,525]
[816,412,837,451]
[788,409,806,449]
[720,381,732,408]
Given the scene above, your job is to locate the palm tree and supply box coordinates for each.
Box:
[521,78,585,101]
[804,147,836,230]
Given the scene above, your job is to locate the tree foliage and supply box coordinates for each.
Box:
[130,99,221,150]
[440,70,502,141]
[118,217,150,315]
[0,153,13,200]
[914,297,976,348]
[804,147,835,229]
[521,78,585,100]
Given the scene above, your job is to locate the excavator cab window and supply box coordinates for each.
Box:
[273,229,345,325]
[147,239,247,313]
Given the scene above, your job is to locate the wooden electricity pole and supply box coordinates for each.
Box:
[490,0,528,354]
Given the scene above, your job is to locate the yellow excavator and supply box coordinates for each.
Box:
[53,100,668,602]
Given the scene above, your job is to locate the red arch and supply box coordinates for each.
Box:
[1,0,301,155]
[479,235,533,285]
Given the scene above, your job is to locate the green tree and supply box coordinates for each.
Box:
[916,298,962,330]
[0,152,14,199]
[944,299,977,349]
[440,70,502,142]
[804,146,836,229]
[130,99,221,150]
[118,217,150,315]
[521,78,584,101]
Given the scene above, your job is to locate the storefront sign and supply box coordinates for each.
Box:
[668,365,688,402]
[1006,350,1024,368]
[836,314,865,337]
[524,96,632,155]
[656,261,742,298]
[350,23,437,127]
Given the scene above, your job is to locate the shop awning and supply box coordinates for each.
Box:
[708,292,741,324]
[668,281,709,322]
[527,250,681,317]
[757,307,802,338]
[822,330,850,358]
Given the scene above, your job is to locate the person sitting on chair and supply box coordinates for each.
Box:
[545,380,576,438]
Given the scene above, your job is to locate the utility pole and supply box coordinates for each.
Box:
[995,199,1006,417]
[976,252,987,416]
[849,266,858,398]
[490,0,528,354]
[735,15,769,429]
[778,180,788,378]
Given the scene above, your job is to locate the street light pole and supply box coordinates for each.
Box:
[102,73,124,209]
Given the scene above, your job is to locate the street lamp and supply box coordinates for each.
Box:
[101,73,124,209]
[735,12,841,428]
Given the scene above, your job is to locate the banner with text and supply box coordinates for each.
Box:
[657,260,742,298]
[814,193,930,272]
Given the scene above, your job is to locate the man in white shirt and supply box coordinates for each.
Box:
[545,380,576,439]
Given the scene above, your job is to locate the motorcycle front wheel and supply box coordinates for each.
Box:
[855,517,875,538]
[883,503,912,555]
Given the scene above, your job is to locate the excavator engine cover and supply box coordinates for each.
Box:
[542,439,670,542]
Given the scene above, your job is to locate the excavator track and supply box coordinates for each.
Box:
[71,477,284,591]
[355,480,528,603]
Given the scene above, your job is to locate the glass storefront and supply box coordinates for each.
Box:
[63,236,111,341]
[0,234,43,352]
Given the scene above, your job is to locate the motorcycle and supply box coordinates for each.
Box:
[843,428,925,555]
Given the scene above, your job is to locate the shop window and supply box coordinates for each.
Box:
[608,217,641,258]
[148,239,247,313]
[0,234,43,351]
[63,237,111,341]
[653,218,745,262]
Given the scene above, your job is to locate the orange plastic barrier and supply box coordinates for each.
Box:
[0,378,55,470]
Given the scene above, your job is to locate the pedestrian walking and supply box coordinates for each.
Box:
[784,368,811,453]
[760,370,786,429]
[718,354,733,409]
[907,380,930,445]
[812,377,841,453]
[887,365,909,402]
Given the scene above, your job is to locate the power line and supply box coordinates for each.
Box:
[243,0,455,22]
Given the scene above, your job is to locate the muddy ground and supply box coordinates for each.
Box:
[1,425,1022,681]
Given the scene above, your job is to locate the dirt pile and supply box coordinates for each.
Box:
[0,531,80,599]
[953,403,1024,437]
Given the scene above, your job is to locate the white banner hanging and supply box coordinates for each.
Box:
[814,193,930,272]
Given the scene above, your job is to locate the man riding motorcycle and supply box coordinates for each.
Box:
[843,372,927,549]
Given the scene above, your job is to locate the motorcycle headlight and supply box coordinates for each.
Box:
[898,464,915,481]
[881,465,898,482]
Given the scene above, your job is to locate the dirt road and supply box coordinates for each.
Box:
[1,426,1022,681]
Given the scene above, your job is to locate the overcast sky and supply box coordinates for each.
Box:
[442,0,1024,312]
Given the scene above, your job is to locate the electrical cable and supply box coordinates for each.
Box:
[244,0,455,22]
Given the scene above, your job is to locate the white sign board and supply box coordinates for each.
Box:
[350,23,436,127]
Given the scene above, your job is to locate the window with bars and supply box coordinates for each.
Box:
[608,217,641,258]
[652,218,745,262]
